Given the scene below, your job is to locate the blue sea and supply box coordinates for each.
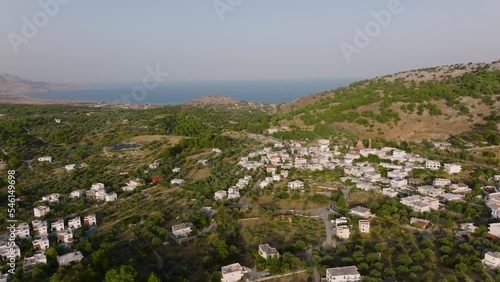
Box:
[23,79,359,104]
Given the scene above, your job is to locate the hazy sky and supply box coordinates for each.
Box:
[1,1,499,83]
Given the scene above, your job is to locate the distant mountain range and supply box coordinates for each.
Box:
[0,73,82,94]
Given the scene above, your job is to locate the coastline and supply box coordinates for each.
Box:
[0,92,96,105]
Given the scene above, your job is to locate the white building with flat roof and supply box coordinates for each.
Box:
[51,219,65,232]
[221,263,245,282]
[68,217,81,230]
[326,266,361,282]
[32,220,48,237]
[23,253,47,271]
[336,225,350,239]
[41,193,60,203]
[57,251,84,266]
[433,178,452,187]
[15,222,30,239]
[38,156,53,162]
[32,237,50,250]
[425,160,441,170]
[83,214,97,226]
[359,220,370,233]
[483,252,500,269]
[444,163,462,174]
[34,206,50,217]
[172,222,193,238]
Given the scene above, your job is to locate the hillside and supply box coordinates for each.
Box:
[0,73,81,94]
[275,60,500,141]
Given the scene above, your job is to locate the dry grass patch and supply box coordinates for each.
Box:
[130,134,186,144]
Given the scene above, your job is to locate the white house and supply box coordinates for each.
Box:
[41,193,60,203]
[258,244,280,260]
[172,167,182,173]
[288,180,304,190]
[390,178,408,188]
[91,183,105,190]
[70,190,85,198]
[349,206,373,218]
[259,180,271,188]
[444,163,462,174]
[326,266,361,282]
[227,190,240,199]
[51,219,65,231]
[68,217,81,229]
[334,217,348,227]
[37,156,53,163]
[65,164,76,172]
[266,165,277,174]
[105,192,117,202]
[170,179,185,185]
[212,148,222,154]
[488,223,500,238]
[23,253,47,271]
[32,220,48,237]
[483,252,500,269]
[0,242,20,259]
[459,223,478,233]
[336,225,350,239]
[400,195,439,212]
[172,222,193,238]
[450,183,471,194]
[13,223,29,240]
[382,188,399,197]
[34,206,50,217]
[57,251,84,266]
[359,220,370,233]
[149,162,159,169]
[433,178,452,187]
[214,190,227,200]
[417,186,444,197]
[56,229,73,243]
[221,263,245,282]
[32,237,50,250]
[425,160,441,170]
[83,214,97,226]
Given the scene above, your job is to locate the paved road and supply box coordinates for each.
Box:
[305,247,320,282]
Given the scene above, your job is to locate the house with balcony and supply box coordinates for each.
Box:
[32,237,50,250]
[34,206,50,217]
[83,214,97,226]
[15,222,30,239]
[32,220,48,237]
[68,217,81,230]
